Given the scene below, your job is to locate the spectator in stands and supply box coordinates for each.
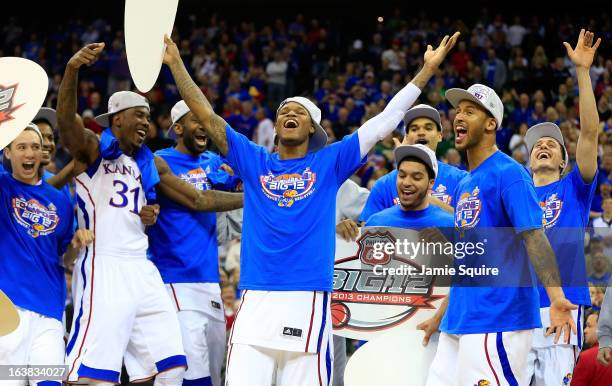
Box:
[570,311,612,385]
[254,108,274,151]
[482,48,507,91]
[588,252,611,286]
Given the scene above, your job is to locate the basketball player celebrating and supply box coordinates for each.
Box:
[360,104,466,222]
[163,31,459,386]
[365,144,454,229]
[424,83,577,385]
[524,30,601,386]
[148,100,241,386]
[56,43,243,386]
[0,125,75,386]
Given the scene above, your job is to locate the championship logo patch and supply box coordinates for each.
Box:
[475,380,491,386]
[332,231,443,332]
[540,193,562,228]
[260,168,316,207]
[12,197,60,238]
[179,167,212,191]
[357,231,395,266]
[0,84,24,127]
[431,183,452,205]
[455,187,481,229]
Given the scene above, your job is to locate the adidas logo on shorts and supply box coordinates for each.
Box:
[282,327,303,338]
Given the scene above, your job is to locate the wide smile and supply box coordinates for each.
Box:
[194,133,207,147]
[22,161,36,173]
[536,151,551,160]
[136,129,147,142]
[415,138,428,146]
[283,118,299,130]
[399,187,417,200]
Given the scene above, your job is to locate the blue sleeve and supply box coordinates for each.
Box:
[364,213,383,227]
[322,131,364,186]
[569,167,598,224]
[359,178,389,222]
[225,124,265,183]
[501,171,543,233]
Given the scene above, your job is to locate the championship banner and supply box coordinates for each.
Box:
[332,227,449,340]
[0,57,48,150]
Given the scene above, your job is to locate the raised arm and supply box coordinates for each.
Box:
[46,160,75,190]
[566,30,602,183]
[57,43,105,164]
[357,32,460,157]
[162,35,229,155]
[155,156,243,211]
[522,229,578,344]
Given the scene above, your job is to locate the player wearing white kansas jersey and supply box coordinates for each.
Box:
[163,32,459,386]
[57,43,243,386]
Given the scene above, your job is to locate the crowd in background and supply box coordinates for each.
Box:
[3,6,611,354]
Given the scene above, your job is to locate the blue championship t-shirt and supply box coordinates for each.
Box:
[441,151,543,334]
[0,172,74,321]
[535,166,597,307]
[148,148,239,284]
[225,125,363,291]
[365,204,454,228]
[359,162,467,222]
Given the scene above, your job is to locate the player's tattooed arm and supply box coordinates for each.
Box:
[411,32,460,89]
[523,228,578,344]
[522,228,563,287]
[155,156,244,211]
[57,43,104,164]
[162,35,229,156]
[567,30,601,183]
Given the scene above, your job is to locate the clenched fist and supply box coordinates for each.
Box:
[140,204,160,226]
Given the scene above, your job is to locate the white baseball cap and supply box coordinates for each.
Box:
[95,91,150,127]
[167,100,190,139]
[524,122,569,173]
[277,96,328,152]
[403,104,442,131]
[394,144,438,178]
[445,84,504,130]
[33,107,57,129]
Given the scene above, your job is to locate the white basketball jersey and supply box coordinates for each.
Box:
[75,154,148,258]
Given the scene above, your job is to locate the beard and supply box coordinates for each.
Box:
[183,133,206,155]
[399,187,428,210]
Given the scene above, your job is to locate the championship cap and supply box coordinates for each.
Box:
[95,91,150,127]
[445,84,504,130]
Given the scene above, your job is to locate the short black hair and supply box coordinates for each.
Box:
[398,155,435,180]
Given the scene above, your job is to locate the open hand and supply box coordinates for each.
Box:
[424,32,460,70]
[545,297,578,344]
[563,29,601,69]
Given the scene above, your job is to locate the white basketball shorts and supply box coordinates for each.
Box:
[0,307,64,386]
[226,290,333,386]
[65,255,186,383]
[426,329,533,386]
[524,306,583,386]
[166,283,226,386]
